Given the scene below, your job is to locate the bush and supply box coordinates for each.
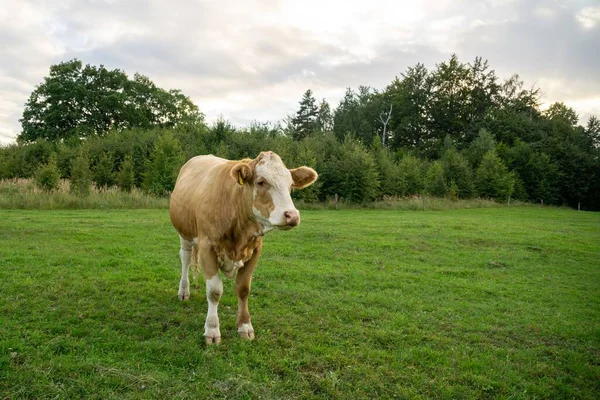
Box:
[93,153,116,189]
[398,154,425,196]
[116,155,135,192]
[143,131,185,196]
[372,141,402,197]
[34,154,60,192]
[70,151,92,197]
[425,160,447,197]
[441,148,475,198]
[320,138,379,203]
[475,150,515,201]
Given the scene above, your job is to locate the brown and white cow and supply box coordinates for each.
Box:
[169,151,318,344]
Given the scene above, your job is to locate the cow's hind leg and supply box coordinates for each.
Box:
[178,236,193,300]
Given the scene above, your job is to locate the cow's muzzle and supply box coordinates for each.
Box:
[284,210,300,227]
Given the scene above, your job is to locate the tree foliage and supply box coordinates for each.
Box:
[19,59,203,143]
[2,55,598,209]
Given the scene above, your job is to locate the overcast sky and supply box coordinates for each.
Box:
[1,0,599,144]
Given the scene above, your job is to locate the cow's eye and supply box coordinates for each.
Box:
[257,180,265,186]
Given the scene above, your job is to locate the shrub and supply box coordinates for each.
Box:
[34,154,60,192]
[321,138,379,203]
[116,155,135,192]
[143,131,185,196]
[70,151,92,197]
[475,150,515,201]
[93,153,116,189]
[425,160,447,197]
[398,154,425,196]
[441,148,475,198]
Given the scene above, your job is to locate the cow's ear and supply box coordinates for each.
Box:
[231,162,253,186]
[290,167,318,189]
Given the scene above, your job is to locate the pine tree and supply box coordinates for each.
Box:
[315,99,333,132]
[292,90,318,140]
[475,150,514,201]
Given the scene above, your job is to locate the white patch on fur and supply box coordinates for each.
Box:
[254,155,297,227]
[238,322,254,334]
[204,274,223,339]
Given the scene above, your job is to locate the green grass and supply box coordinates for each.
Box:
[1,207,599,399]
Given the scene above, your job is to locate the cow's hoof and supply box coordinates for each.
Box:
[238,322,255,340]
[178,293,190,301]
[178,285,190,301]
[238,330,255,340]
[205,335,221,345]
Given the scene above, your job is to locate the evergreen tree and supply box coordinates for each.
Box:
[585,116,600,148]
[315,99,333,132]
[292,90,318,140]
[475,150,514,201]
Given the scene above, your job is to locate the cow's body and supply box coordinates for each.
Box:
[170,152,317,344]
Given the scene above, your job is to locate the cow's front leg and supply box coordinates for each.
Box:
[178,236,193,300]
[236,240,262,340]
[198,242,222,344]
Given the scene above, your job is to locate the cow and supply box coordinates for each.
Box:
[169,151,318,344]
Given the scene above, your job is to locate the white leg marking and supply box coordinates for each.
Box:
[238,322,255,340]
[178,236,193,301]
[204,274,223,344]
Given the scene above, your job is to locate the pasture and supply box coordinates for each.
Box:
[1,207,599,399]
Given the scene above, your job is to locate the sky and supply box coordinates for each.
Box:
[1,0,599,144]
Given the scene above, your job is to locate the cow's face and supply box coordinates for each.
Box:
[231,151,318,230]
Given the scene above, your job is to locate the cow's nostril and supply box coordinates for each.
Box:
[284,210,299,226]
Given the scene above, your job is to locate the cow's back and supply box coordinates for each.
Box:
[170,155,229,240]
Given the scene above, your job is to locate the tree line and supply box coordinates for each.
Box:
[1,56,598,209]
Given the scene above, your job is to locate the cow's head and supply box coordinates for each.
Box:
[231,151,318,230]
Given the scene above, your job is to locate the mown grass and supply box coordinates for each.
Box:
[1,207,599,399]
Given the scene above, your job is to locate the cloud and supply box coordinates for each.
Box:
[576,6,600,29]
[0,0,599,144]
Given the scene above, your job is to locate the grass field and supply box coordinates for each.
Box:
[1,207,599,399]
